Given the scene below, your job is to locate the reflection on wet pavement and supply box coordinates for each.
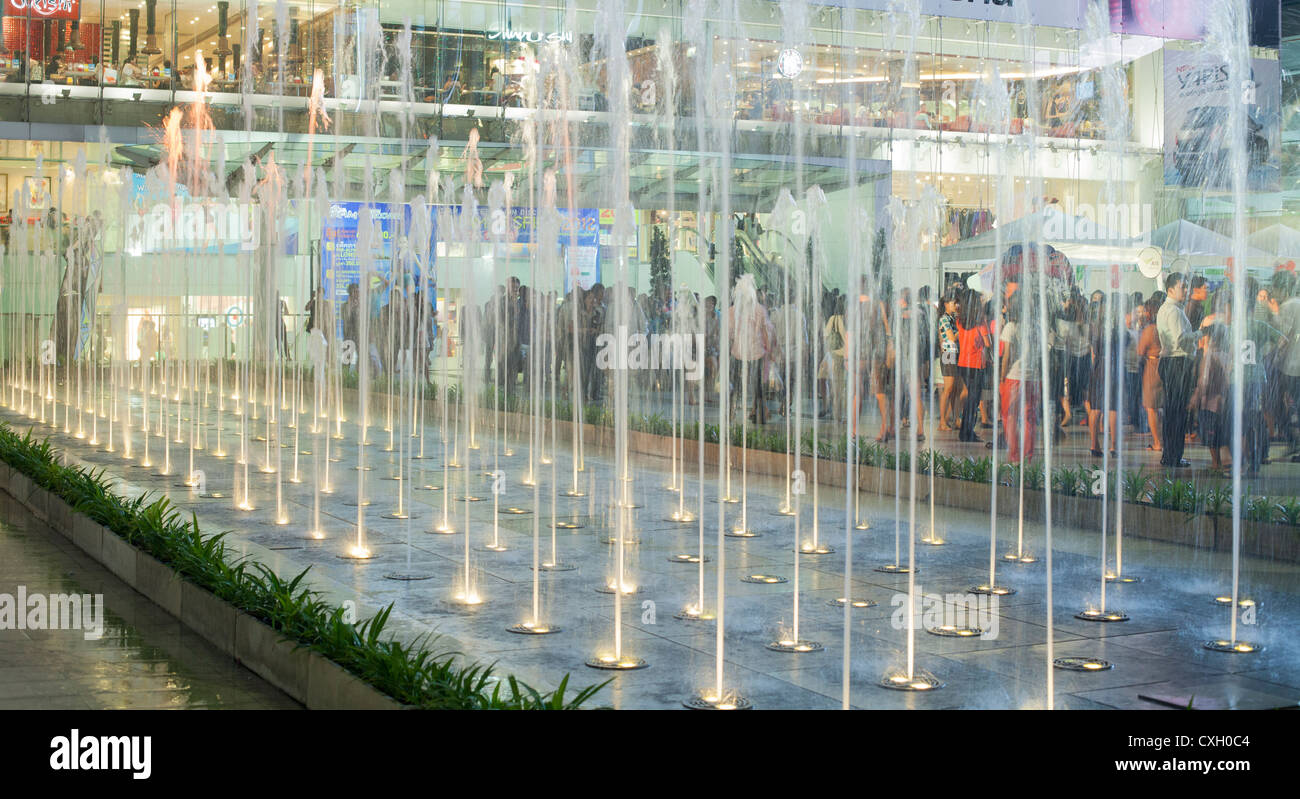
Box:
[0,496,300,710]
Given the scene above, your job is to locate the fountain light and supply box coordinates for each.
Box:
[236,500,254,511]
[1203,640,1262,654]
[508,620,561,635]
[483,541,508,552]
[766,638,823,653]
[500,506,531,515]
[307,530,326,540]
[879,668,943,692]
[797,541,834,555]
[683,690,752,710]
[664,510,697,523]
[1075,609,1129,622]
[596,579,639,595]
[726,527,760,538]
[774,503,796,517]
[741,574,788,584]
[600,534,639,546]
[1053,657,1113,672]
[585,653,648,670]
[1002,551,1038,564]
[552,520,584,530]
[430,523,457,535]
[927,624,982,638]
[827,597,877,609]
[667,553,709,564]
[674,605,715,622]
[971,584,1016,597]
[1104,572,1142,584]
[1212,596,1257,608]
[452,590,483,605]
[339,544,374,560]
[875,564,915,574]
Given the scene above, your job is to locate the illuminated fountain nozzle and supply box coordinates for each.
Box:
[674,605,715,622]
[682,690,752,710]
[879,669,943,692]
[1075,609,1129,623]
[585,653,648,671]
[508,620,561,635]
[1204,639,1262,654]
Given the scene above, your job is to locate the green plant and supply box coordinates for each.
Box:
[1201,484,1232,518]
[1276,498,1300,526]
[1021,462,1045,491]
[1244,496,1276,523]
[1051,466,1083,497]
[1121,469,1151,504]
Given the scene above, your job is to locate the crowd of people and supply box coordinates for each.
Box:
[318,260,1300,477]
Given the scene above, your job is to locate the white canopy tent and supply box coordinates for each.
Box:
[941,207,1144,294]
[1142,219,1271,263]
[1248,224,1300,263]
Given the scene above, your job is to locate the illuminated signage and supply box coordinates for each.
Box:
[486,29,573,44]
[4,0,81,21]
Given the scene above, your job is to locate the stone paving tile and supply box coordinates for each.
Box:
[1070,674,1300,710]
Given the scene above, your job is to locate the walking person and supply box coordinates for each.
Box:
[871,289,896,441]
[956,289,992,443]
[1274,271,1300,454]
[937,293,963,431]
[729,275,771,425]
[1137,293,1165,453]
[1190,323,1232,473]
[823,295,848,423]
[998,288,1041,463]
[1157,273,1201,468]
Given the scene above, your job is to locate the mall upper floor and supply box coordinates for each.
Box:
[0,0,1280,152]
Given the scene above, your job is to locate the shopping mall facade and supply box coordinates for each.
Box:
[0,0,1294,360]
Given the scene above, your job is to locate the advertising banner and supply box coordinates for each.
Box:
[1163,48,1281,192]
[320,202,600,310]
[1110,0,1280,49]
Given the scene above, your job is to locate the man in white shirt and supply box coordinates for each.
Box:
[1273,271,1300,451]
[729,276,770,424]
[1156,273,1199,467]
[768,300,806,415]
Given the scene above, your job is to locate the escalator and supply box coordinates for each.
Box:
[674,225,831,297]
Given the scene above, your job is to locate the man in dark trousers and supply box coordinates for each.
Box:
[1156,273,1201,467]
